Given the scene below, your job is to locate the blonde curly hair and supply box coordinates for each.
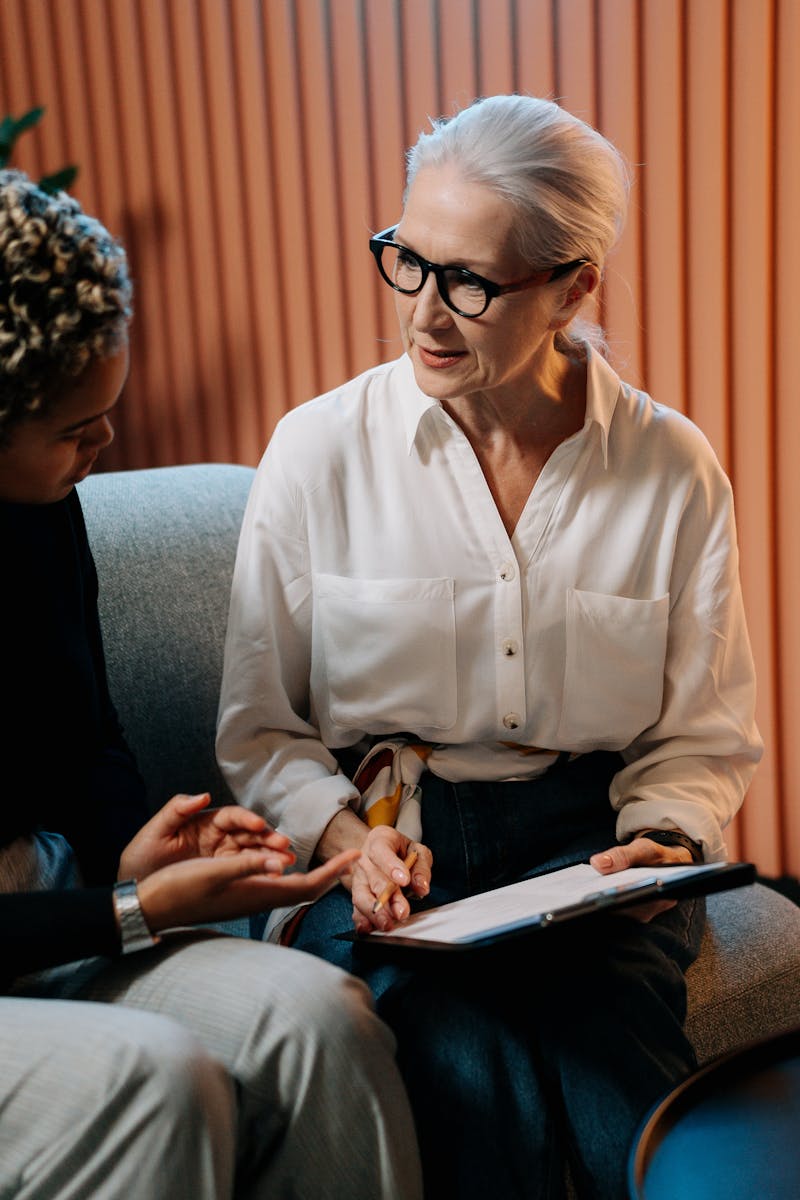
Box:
[0,168,132,442]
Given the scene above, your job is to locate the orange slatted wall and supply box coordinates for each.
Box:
[1,0,798,875]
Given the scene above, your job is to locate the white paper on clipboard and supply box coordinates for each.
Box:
[349,860,752,950]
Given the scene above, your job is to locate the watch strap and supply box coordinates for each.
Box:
[113,879,161,954]
[637,829,704,863]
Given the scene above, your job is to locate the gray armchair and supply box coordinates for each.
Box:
[79,463,800,1182]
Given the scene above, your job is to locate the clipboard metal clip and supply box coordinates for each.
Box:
[582,875,663,905]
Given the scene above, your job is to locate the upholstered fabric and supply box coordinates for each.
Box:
[688,886,800,1061]
[79,464,254,810]
[79,462,800,1079]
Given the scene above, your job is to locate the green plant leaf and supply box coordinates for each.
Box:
[38,165,78,194]
[0,106,46,163]
[13,106,45,135]
[0,116,17,166]
[0,107,78,188]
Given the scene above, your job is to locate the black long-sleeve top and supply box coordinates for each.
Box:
[1,488,150,982]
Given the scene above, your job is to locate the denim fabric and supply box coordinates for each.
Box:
[293,752,705,1200]
[0,831,82,893]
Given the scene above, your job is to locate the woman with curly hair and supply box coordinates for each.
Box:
[0,170,421,1200]
[0,168,130,431]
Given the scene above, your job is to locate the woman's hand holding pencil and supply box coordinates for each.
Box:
[336,824,430,935]
[372,849,419,914]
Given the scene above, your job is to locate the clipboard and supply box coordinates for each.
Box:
[336,860,756,955]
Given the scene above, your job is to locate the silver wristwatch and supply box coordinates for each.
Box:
[113,879,161,954]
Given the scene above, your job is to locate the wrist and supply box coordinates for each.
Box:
[112,879,162,954]
[634,829,704,863]
[315,808,369,862]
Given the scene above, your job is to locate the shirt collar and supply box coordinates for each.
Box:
[583,343,622,470]
[400,342,623,466]
[397,354,441,455]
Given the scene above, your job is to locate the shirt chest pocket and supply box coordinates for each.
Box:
[556,588,669,751]
[313,573,457,732]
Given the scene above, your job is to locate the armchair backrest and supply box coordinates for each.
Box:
[78,463,255,812]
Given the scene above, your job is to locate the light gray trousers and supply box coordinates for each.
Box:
[3,931,422,1200]
[0,833,421,1200]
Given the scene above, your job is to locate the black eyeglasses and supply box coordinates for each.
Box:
[368,225,589,318]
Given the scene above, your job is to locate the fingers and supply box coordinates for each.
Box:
[157,797,279,845]
[137,848,274,930]
[253,849,360,905]
[260,851,296,874]
[211,844,292,873]
[154,792,213,835]
[221,832,294,861]
[196,806,293,859]
[364,833,432,897]
[351,838,432,933]
[589,843,636,874]
[210,847,278,880]
[590,836,693,875]
[209,805,274,836]
[118,794,216,877]
[303,848,361,891]
[140,845,374,932]
[186,804,291,861]
[589,836,692,922]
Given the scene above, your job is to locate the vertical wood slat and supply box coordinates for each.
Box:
[261,0,318,412]
[20,1,62,181]
[640,0,686,416]
[167,0,232,463]
[729,0,780,872]
[328,0,380,379]
[233,0,291,441]
[0,0,796,876]
[554,0,597,123]
[554,0,601,333]
[595,0,643,387]
[198,0,261,463]
[514,0,556,98]
[137,0,206,466]
[437,0,478,112]
[684,0,730,469]
[369,0,413,353]
[774,0,800,871]
[477,0,515,97]
[107,0,166,467]
[294,0,350,396]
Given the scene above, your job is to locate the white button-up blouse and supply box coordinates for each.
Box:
[216,347,762,870]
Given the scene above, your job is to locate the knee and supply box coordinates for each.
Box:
[103,1010,235,1130]
[233,948,400,1094]
[271,949,394,1047]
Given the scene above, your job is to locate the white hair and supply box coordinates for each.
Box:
[405,95,631,352]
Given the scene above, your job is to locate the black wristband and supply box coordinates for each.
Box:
[638,829,704,863]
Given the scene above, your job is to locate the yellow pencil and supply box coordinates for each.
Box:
[372,849,419,914]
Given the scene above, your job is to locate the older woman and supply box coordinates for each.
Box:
[217,95,762,1198]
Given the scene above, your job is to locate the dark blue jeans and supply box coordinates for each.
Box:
[292,752,704,1200]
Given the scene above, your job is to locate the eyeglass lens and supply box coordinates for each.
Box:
[380,244,488,316]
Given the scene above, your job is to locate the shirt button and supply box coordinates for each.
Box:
[503,713,521,730]
[499,562,516,582]
[502,639,519,657]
